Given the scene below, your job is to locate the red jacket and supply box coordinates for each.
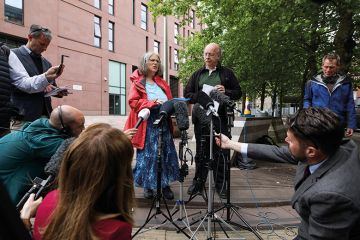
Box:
[124,70,173,150]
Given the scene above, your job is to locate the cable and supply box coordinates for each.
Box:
[238,170,298,239]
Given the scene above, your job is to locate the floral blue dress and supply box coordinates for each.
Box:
[133,106,179,190]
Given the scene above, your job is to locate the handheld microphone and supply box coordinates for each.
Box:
[210,90,241,113]
[174,101,189,131]
[134,108,150,129]
[197,91,218,117]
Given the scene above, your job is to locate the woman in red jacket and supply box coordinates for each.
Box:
[32,123,135,240]
[124,52,179,200]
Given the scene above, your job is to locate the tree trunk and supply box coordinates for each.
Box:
[334,3,356,74]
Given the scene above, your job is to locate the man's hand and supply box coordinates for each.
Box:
[45,65,65,80]
[124,128,137,140]
[215,84,225,93]
[345,128,354,137]
[215,133,231,149]
[44,84,56,93]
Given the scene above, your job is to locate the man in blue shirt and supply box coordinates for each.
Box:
[0,105,84,204]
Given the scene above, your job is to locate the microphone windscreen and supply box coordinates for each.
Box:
[193,103,211,127]
[160,99,175,117]
[210,90,228,103]
[210,89,236,108]
[138,108,150,120]
[197,91,214,110]
[44,137,75,176]
[174,101,189,130]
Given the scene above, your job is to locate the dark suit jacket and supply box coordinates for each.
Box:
[247,140,360,239]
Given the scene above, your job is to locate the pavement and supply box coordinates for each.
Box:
[84,115,302,239]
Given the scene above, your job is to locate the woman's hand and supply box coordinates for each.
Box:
[154,99,163,105]
[20,193,43,230]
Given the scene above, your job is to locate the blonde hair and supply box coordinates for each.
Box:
[42,123,135,240]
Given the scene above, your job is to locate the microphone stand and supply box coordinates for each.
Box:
[213,106,264,240]
[132,119,191,239]
[190,112,245,240]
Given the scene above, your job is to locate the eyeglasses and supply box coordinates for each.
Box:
[30,27,50,34]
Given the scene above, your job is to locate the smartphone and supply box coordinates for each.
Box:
[56,54,69,75]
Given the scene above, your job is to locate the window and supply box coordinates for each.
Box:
[108,21,114,51]
[170,76,179,98]
[94,0,100,9]
[169,46,172,69]
[174,23,179,45]
[174,49,179,71]
[132,0,135,25]
[141,3,147,30]
[109,61,126,115]
[108,0,114,15]
[190,9,195,28]
[4,0,23,25]
[154,41,160,54]
[154,21,157,34]
[145,36,148,52]
[94,16,101,48]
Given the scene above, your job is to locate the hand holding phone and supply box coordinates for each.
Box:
[56,54,69,75]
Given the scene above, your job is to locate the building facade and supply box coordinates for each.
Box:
[0,0,201,115]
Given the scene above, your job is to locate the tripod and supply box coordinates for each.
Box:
[132,121,191,239]
[214,107,264,240]
[190,114,246,240]
[165,129,201,237]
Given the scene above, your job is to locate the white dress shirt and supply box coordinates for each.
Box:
[8,47,49,94]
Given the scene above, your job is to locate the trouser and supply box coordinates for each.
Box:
[193,117,230,191]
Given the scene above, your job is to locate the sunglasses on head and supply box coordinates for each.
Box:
[30,27,50,34]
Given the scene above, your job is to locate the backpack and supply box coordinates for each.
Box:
[255,135,279,147]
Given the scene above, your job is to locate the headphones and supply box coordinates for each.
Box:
[58,105,71,137]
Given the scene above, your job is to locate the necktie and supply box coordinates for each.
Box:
[303,165,311,181]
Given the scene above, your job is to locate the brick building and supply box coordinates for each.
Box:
[0,0,201,115]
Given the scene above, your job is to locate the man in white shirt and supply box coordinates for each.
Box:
[9,24,64,125]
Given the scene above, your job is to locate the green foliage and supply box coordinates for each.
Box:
[149,0,360,103]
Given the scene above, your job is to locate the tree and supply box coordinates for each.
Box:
[149,0,359,110]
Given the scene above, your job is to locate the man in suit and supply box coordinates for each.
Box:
[216,107,360,239]
[8,24,65,125]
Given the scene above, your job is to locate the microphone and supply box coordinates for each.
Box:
[134,108,150,128]
[197,91,218,117]
[174,101,189,131]
[153,100,175,126]
[209,89,241,113]
[193,103,211,127]
[44,137,75,177]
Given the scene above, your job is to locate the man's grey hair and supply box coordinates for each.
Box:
[322,53,340,66]
[29,24,52,41]
[138,52,163,77]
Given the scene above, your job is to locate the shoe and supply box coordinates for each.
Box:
[187,181,197,195]
[216,187,227,199]
[236,154,256,170]
[144,188,153,199]
[162,186,174,200]
[187,180,204,195]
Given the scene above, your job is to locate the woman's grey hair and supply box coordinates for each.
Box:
[138,52,163,77]
[29,24,52,41]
